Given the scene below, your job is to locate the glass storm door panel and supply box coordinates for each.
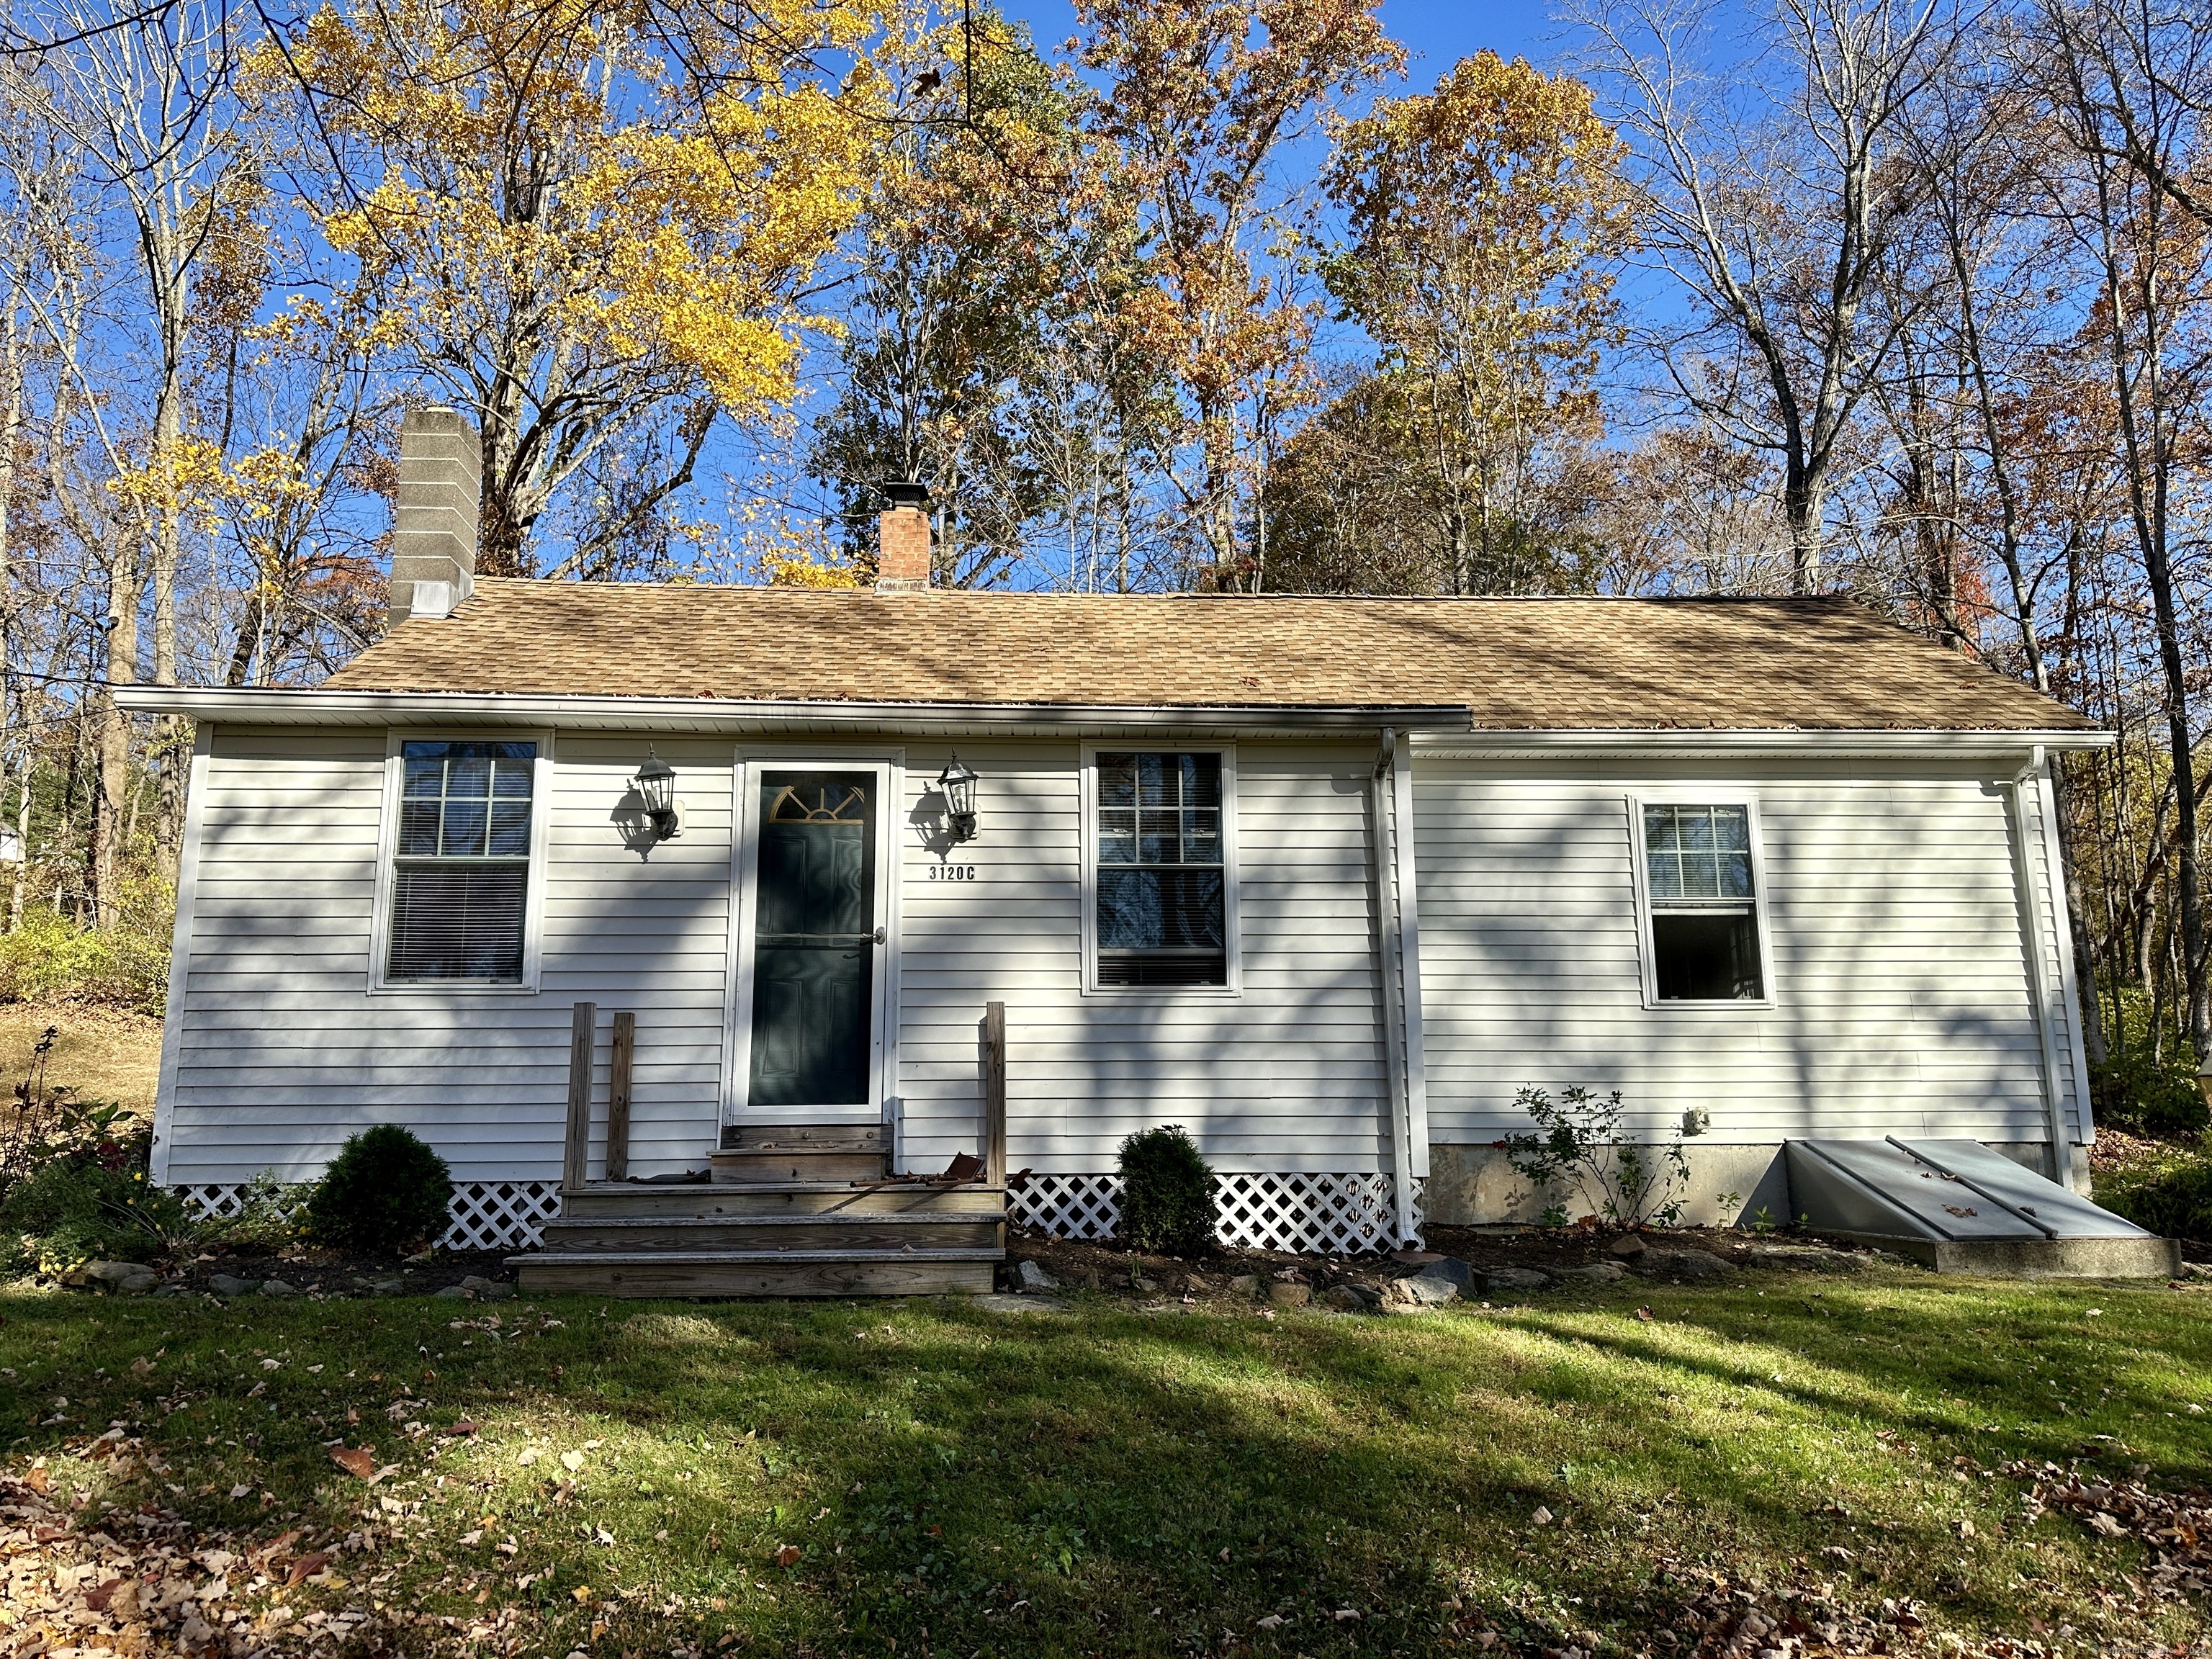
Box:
[747,771,878,1107]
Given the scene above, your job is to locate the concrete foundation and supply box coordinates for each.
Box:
[1812,1229,2180,1278]
[1424,1139,2082,1227]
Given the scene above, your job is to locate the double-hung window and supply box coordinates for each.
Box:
[1091,750,1232,987]
[1637,801,1767,1002]
[386,739,537,983]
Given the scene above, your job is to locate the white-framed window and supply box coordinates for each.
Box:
[370,732,552,992]
[1080,745,1240,994]
[1629,795,1773,1007]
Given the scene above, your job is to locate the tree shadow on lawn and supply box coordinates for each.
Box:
[4,1281,2206,1657]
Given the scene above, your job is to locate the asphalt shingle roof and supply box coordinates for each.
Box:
[324,580,2094,732]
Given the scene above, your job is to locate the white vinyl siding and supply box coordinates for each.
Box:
[895,740,1389,1174]
[1413,757,2087,1148]
[159,728,734,1187]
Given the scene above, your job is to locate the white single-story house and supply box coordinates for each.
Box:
[118,410,2112,1281]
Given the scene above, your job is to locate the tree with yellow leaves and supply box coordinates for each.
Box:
[267,0,885,577]
[1317,52,1633,595]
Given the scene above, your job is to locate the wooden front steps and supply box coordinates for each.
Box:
[516,1112,1004,1298]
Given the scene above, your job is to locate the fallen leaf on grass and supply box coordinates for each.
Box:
[328,1447,377,1480]
[1532,1506,1554,1526]
[773,1544,801,1568]
[561,1451,585,1473]
[1635,1307,1654,1323]
[229,1483,253,1499]
[130,1357,155,1377]
[2087,1511,2127,1537]
[517,1447,542,1467]
[1334,1608,1361,1622]
[442,1421,481,1438]
[1256,1614,1287,1629]
[84,1577,125,1611]
[287,1552,331,1587]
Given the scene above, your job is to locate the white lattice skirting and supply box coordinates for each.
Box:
[1010,1172,1422,1254]
[176,1181,562,1251]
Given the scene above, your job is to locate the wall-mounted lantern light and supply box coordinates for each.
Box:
[634,749,680,840]
[937,752,980,842]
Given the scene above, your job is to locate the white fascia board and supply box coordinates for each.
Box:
[111,685,1472,737]
[1409,727,2113,759]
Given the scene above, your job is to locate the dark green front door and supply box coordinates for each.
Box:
[747,771,877,1108]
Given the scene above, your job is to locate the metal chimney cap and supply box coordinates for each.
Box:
[881,480,930,511]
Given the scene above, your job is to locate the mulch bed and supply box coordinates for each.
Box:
[999,1220,1883,1307]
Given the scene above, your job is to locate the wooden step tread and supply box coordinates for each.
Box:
[728,1125,886,1150]
[565,1182,1003,1196]
[544,1213,994,1230]
[513,1248,1004,1265]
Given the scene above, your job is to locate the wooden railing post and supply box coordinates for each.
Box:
[606,1011,636,1182]
[982,1000,1007,1187]
[563,1001,597,1190]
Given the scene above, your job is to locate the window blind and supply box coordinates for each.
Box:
[387,740,535,983]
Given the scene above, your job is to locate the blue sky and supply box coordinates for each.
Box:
[996,0,1568,91]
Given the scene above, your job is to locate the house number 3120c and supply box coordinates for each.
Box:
[930,864,977,881]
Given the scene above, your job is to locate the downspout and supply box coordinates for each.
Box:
[2006,745,2075,1188]
[1372,730,1418,1244]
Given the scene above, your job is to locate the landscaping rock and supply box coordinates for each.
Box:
[1416,1256,1475,1292]
[1228,1274,1260,1298]
[433,1285,472,1300]
[458,1275,513,1300]
[1557,1260,1627,1283]
[1386,1272,1460,1308]
[1743,1244,1864,1273]
[1016,1259,1060,1292]
[258,1280,302,1297]
[82,1262,161,1295]
[370,1278,407,1297]
[206,1274,256,1298]
[1608,1233,1647,1259]
[1268,1281,1312,1309]
[1321,1284,1367,1312]
[1637,1249,1730,1280]
[1479,1266,1553,1294]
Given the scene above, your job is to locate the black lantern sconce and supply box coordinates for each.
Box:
[937,752,980,842]
[633,748,681,841]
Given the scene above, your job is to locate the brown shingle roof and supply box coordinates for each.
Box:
[323,580,2093,731]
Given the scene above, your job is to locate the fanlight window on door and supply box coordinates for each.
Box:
[766,781,871,823]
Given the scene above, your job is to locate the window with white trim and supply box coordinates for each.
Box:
[1639,802,1765,1001]
[387,739,536,982]
[1092,751,1229,986]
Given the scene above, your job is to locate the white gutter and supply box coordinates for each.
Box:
[1411,728,2113,758]
[2006,745,2077,1188]
[112,685,1471,737]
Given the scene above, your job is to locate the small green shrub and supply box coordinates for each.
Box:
[1499,1085,1693,1227]
[305,1125,451,1254]
[0,1134,193,1269]
[1118,1125,1215,1256]
[206,1169,310,1251]
[2095,1142,2212,1240]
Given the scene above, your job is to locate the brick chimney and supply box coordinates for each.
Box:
[875,481,932,593]
[390,405,482,622]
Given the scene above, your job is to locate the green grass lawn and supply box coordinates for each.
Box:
[4,1268,2209,1656]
